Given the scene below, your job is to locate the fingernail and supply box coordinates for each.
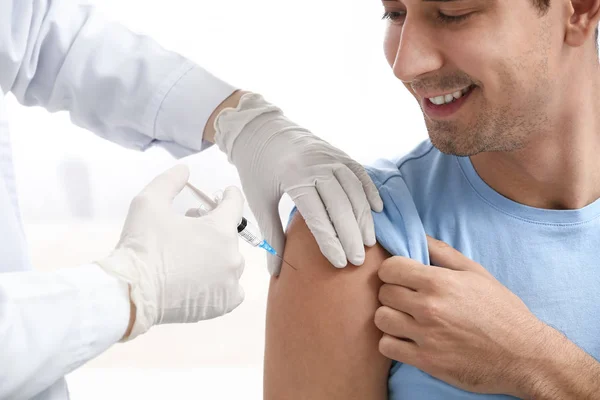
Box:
[351,254,365,266]
[364,233,376,247]
[373,198,384,212]
[334,256,348,269]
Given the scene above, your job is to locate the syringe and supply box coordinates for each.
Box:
[185,182,296,270]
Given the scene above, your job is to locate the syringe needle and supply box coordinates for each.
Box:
[185,182,297,271]
[274,254,298,271]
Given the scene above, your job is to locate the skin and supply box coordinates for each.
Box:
[264,215,391,399]
[377,237,600,399]
[267,0,600,398]
[202,89,249,143]
[382,0,600,210]
[384,0,555,158]
[375,0,600,397]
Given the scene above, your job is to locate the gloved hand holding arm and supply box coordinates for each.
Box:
[0,165,245,399]
[211,93,384,275]
[0,0,235,155]
[1,0,383,277]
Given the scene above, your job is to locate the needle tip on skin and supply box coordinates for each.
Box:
[277,255,298,271]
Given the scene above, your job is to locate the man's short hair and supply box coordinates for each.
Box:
[531,0,599,46]
[531,0,550,14]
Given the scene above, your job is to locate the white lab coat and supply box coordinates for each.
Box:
[0,1,236,398]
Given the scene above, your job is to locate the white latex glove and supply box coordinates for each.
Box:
[97,165,245,340]
[215,93,383,276]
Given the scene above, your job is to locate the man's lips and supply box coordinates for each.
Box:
[421,85,476,119]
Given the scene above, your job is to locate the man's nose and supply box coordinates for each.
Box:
[392,20,444,84]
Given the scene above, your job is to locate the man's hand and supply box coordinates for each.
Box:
[374,236,547,397]
[213,93,383,276]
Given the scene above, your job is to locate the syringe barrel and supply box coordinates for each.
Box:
[193,207,263,247]
[237,217,263,247]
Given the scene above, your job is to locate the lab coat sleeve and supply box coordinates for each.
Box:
[0,0,237,157]
[0,263,130,400]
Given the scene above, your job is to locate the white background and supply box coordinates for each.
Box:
[7,0,428,398]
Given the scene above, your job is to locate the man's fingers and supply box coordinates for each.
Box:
[378,256,437,290]
[427,236,483,272]
[334,166,377,248]
[347,162,384,212]
[374,306,420,342]
[141,164,190,203]
[291,187,346,268]
[379,333,418,364]
[378,283,421,316]
[316,178,365,266]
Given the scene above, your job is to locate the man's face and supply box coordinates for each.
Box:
[383,0,560,156]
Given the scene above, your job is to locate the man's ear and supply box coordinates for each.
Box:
[565,0,600,47]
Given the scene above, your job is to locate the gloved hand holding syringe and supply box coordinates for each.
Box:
[185,182,297,270]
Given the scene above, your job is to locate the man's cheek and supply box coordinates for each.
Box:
[383,32,400,68]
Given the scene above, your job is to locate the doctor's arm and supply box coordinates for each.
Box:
[0,265,131,400]
[0,0,385,276]
[264,212,392,399]
[0,0,234,155]
[0,165,245,400]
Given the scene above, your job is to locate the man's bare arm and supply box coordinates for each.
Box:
[521,326,600,400]
[264,213,392,399]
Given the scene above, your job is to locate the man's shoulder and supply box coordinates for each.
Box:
[365,140,454,193]
[395,140,439,172]
[363,140,463,264]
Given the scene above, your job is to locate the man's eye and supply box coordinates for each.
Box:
[436,11,473,24]
[382,11,406,23]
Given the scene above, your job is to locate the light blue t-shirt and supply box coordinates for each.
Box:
[366,140,600,399]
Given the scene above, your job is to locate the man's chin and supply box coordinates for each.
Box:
[427,131,480,157]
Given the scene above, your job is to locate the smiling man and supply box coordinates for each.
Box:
[264,0,600,399]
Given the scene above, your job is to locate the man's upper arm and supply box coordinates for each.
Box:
[264,212,392,399]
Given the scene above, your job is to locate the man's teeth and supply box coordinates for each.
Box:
[429,86,471,106]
